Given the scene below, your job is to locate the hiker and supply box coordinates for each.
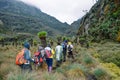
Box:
[45,44,55,72]
[55,42,63,67]
[61,40,67,62]
[19,42,35,72]
[33,45,45,69]
[67,42,74,59]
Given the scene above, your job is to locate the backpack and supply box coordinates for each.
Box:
[68,45,72,52]
[45,49,51,58]
[34,51,43,64]
[15,49,26,65]
[62,43,67,49]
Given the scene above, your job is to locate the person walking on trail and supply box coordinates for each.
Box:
[67,42,74,59]
[61,40,67,62]
[19,42,35,72]
[33,45,45,69]
[45,44,55,72]
[55,42,63,67]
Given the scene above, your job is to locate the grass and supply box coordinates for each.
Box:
[0,41,120,80]
[83,56,93,64]
[93,68,106,78]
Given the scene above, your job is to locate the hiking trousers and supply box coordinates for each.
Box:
[19,64,32,72]
[63,49,67,61]
[46,58,53,67]
[68,51,74,59]
[46,58,53,72]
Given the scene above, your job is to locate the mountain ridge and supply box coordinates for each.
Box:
[0,0,71,37]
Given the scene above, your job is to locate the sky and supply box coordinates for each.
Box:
[20,0,96,24]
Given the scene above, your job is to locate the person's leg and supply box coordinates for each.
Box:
[70,51,74,59]
[22,64,32,72]
[56,60,61,67]
[46,58,49,72]
[48,58,53,72]
[63,50,66,62]
[68,52,70,58]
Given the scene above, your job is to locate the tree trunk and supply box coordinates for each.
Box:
[40,37,47,48]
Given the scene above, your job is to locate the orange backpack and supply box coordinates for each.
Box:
[15,49,26,65]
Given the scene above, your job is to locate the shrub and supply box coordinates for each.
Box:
[101,63,120,79]
[100,51,120,67]
[66,68,84,78]
[94,68,106,78]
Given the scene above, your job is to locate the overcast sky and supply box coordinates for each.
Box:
[20,0,96,24]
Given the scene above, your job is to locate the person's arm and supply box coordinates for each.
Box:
[51,49,55,55]
[61,46,63,52]
[71,45,73,49]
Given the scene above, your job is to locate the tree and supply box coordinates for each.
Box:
[37,31,47,48]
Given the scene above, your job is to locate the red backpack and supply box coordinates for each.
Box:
[34,52,43,63]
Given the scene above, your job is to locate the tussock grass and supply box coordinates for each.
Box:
[0,41,120,80]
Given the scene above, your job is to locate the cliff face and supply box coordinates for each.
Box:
[77,0,120,40]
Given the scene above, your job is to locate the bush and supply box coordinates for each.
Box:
[100,51,120,67]
[101,63,120,79]
[94,68,106,78]
[66,68,84,78]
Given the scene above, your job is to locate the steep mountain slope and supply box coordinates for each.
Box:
[0,0,70,36]
[68,19,81,35]
[77,0,120,40]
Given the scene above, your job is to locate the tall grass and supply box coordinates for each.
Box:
[0,41,120,80]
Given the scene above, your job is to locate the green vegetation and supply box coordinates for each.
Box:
[0,0,70,37]
[78,0,120,41]
[93,68,106,78]
[0,0,120,80]
[37,31,47,38]
[83,56,93,64]
[0,40,120,80]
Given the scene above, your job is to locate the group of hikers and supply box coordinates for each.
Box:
[16,40,74,73]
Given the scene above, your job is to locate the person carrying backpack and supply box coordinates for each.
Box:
[55,42,63,67]
[61,40,67,62]
[45,44,55,72]
[67,42,74,59]
[33,45,45,69]
[16,42,35,72]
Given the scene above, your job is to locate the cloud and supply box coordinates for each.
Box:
[20,0,94,24]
